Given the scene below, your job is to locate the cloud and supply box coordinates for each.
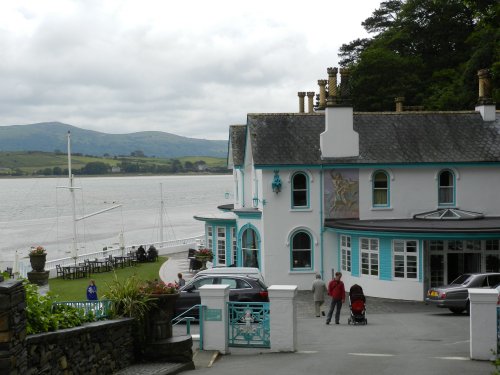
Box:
[0,0,381,139]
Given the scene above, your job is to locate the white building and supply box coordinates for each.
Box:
[195,67,500,301]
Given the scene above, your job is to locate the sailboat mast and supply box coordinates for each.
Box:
[159,183,164,245]
[67,131,78,263]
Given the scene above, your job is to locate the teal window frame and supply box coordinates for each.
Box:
[207,225,214,253]
[372,170,390,207]
[238,224,261,270]
[291,172,310,209]
[289,230,313,271]
[438,169,456,207]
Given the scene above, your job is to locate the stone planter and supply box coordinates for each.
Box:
[29,254,46,272]
[144,293,179,342]
[195,256,211,270]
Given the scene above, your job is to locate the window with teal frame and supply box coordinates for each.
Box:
[291,172,309,208]
[290,231,313,270]
[372,170,389,207]
[241,227,259,269]
[438,170,455,206]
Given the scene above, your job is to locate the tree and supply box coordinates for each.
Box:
[81,162,109,175]
[130,150,146,157]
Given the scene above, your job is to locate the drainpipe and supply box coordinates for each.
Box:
[320,168,324,279]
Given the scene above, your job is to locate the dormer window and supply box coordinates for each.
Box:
[372,170,389,207]
[292,172,309,208]
[438,170,455,206]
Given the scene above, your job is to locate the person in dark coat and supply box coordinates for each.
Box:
[137,245,146,261]
[147,245,158,262]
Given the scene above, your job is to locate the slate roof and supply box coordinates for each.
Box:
[230,111,500,166]
[229,125,246,167]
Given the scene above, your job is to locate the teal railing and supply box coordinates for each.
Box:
[52,300,113,319]
[172,304,204,350]
[227,301,270,348]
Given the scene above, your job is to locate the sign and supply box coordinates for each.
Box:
[205,308,222,321]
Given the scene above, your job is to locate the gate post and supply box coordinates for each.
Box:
[469,289,498,360]
[268,285,297,352]
[199,284,230,354]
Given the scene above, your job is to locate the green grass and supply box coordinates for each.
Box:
[48,256,168,301]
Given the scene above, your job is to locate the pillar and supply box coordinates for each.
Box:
[199,284,230,354]
[317,80,327,109]
[297,92,306,113]
[268,285,297,352]
[469,289,497,360]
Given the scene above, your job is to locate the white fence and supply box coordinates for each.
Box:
[17,234,204,279]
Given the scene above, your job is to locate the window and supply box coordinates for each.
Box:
[231,227,237,266]
[393,240,418,279]
[341,235,351,272]
[192,277,215,290]
[360,238,379,276]
[207,225,213,252]
[217,227,226,265]
[372,170,389,207]
[291,231,312,270]
[292,172,308,208]
[438,170,455,206]
[486,240,500,272]
[241,227,259,268]
[218,277,237,289]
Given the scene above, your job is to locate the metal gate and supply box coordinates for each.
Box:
[227,302,270,348]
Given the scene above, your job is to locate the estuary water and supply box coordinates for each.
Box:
[0,175,233,265]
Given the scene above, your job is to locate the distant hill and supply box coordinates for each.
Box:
[0,122,228,158]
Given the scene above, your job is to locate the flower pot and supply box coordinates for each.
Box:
[29,254,47,272]
[144,293,180,342]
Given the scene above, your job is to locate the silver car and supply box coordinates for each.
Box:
[426,273,500,314]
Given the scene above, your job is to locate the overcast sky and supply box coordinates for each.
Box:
[0,0,382,140]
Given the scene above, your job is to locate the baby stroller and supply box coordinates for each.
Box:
[347,284,367,325]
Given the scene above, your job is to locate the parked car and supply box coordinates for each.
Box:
[174,274,269,319]
[426,273,500,314]
[192,267,265,283]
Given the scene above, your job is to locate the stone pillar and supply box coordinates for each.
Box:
[477,69,493,103]
[199,284,229,354]
[306,92,315,113]
[339,68,351,104]
[469,289,497,360]
[326,67,338,106]
[317,80,327,109]
[395,97,405,112]
[268,285,297,352]
[297,92,306,113]
[0,280,27,374]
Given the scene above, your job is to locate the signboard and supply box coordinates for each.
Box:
[205,308,222,321]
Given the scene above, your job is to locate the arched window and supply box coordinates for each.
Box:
[291,231,312,270]
[372,170,389,207]
[438,170,455,206]
[241,227,259,269]
[292,172,308,208]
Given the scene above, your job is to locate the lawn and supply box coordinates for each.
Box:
[48,256,168,301]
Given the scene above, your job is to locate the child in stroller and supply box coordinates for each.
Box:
[348,284,367,325]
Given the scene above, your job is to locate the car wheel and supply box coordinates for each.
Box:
[449,307,464,314]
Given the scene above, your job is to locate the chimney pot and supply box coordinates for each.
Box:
[395,97,405,112]
[326,67,338,106]
[298,92,306,113]
[477,69,493,104]
[306,92,315,113]
[317,80,327,109]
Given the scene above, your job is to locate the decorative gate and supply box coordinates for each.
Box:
[227,301,270,348]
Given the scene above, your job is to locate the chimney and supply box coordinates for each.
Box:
[326,67,338,106]
[298,92,306,113]
[475,69,496,121]
[395,97,405,112]
[306,92,315,113]
[317,80,327,109]
[320,67,358,158]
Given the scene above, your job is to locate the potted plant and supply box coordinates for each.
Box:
[195,248,213,270]
[29,246,47,272]
[139,280,180,342]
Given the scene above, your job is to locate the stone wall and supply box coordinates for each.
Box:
[0,279,27,375]
[26,319,135,375]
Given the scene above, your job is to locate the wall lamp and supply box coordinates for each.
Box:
[272,170,282,194]
[252,197,267,208]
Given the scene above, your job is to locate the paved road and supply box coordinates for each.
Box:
[165,253,492,375]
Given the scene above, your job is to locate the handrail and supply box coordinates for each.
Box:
[172,304,204,350]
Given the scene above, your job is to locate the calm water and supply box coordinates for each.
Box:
[0,175,233,264]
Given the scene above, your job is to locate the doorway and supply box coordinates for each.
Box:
[446,253,481,284]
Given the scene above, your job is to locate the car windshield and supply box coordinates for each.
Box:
[450,274,471,285]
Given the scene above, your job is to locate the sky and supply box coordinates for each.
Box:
[0,0,382,140]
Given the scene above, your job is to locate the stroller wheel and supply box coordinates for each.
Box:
[364,319,368,325]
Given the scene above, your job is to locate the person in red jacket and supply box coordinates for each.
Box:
[326,271,346,325]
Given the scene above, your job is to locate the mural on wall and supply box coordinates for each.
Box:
[324,169,359,219]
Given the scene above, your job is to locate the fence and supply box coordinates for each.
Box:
[52,300,113,319]
[17,234,204,278]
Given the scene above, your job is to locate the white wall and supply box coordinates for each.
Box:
[320,106,359,158]
[342,273,424,301]
[359,165,500,220]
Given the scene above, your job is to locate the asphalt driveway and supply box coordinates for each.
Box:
[188,292,492,375]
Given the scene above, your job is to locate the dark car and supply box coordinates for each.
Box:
[174,274,269,319]
[426,273,500,314]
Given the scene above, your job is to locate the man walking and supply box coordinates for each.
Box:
[312,274,327,317]
[326,272,345,325]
